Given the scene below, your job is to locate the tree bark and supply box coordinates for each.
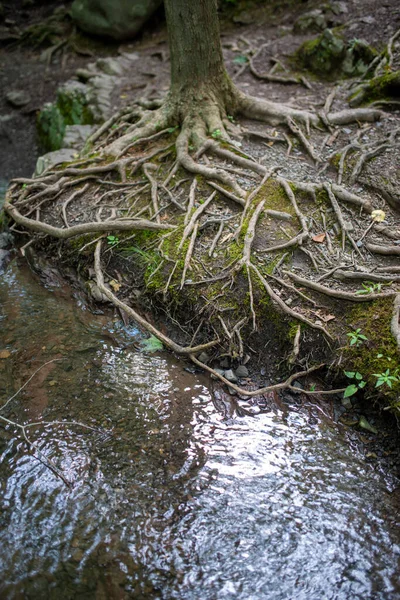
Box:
[163,0,236,119]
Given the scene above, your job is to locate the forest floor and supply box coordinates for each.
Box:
[1,0,400,426]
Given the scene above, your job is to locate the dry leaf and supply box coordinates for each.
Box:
[0,350,10,359]
[322,314,336,322]
[312,233,326,243]
[109,280,121,292]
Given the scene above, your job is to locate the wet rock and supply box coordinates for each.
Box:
[71,0,162,41]
[227,385,237,396]
[235,365,249,378]
[293,9,327,34]
[224,369,238,383]
[220,357,230,369]
[6,90,31,107]
[35,149,77,177]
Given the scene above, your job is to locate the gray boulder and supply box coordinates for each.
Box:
[71,0,162,41]
[35,149,78,177]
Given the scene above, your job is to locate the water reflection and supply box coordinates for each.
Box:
[0,259,399,599]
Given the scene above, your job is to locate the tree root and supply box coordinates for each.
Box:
[4,195,173,239]
[94,240,219,355]
[392,294,400,353]
[285,271,398,301]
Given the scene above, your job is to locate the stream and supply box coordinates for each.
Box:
[0,258,400,599]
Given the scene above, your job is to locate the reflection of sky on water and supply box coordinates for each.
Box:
[0,260,399,599]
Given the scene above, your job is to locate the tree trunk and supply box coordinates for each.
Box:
[163,0,237,120]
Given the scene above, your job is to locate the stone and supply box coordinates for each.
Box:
[34,149,78,177]
[293,10,327,34]
[63,124,96,150]
[296,30,377,81]
[235,365,249,378]
[341,396,352,409]
[6,90,31,107]
[210,368,225,380]
[296,29,346,80]
[0,232,13,249]
[224,369,238,383]
[197,352,210,365]
[71,0,163,41]
[96,57,124,76]
[0,248,10,272]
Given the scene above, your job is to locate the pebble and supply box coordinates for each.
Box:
[224,369,238,383]
[6,90,31,107]
[235,365,249,378]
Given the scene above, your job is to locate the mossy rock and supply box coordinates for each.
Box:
[295,30,377,81]
[348,70,400,107]
[37,81,95,151]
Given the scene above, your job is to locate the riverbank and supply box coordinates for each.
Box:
[1,0,400,415]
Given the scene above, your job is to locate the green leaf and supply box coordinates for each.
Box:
[355,372,363,380]
[358,334,368,341]
[344,384,358,398]
[233,55,248,65]
[358,381,366,388]
[344,371,355,378]
[375,379,385,387]
[377,353,383,358]
[350,338,356,346]
[140,335,164,353]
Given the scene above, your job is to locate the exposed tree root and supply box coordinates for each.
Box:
[4,68,400,410]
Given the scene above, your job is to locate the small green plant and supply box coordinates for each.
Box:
[141,335,164,353]
[372,368,400,389]
[107,235,119,247]
[227,115,235,123]
[355,282,383,295]
[233,55,248,65]
[347,328,368,346]
[344,370,366,397]
[309,384,316,392]
[211,128,222,139]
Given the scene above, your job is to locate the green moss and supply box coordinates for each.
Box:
[37,84,95,151]
[37,103,66,151]
[352,70,400,106]
[294,30,377,81]
[344,298,400,404]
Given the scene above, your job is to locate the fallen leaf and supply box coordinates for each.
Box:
[312,233,326,243]
[322,314,336,322]
[0,350,10,359]
[109,280,121,292]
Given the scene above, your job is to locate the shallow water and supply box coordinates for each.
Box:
[0,259,399,599]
